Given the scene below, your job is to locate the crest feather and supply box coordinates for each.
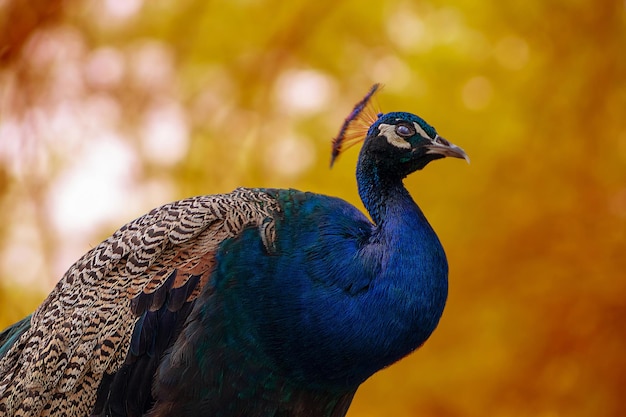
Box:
[330,84,382,167]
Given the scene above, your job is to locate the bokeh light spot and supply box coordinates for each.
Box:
[141,101,190,166]
[129,41,175,92]
[461,76,493,110]
[84,47,126,88]
[370,55,412,91]
[264,136,316,177]
[23,26,85,68]
[103,0,143,19]
[275,70,334,115]
[386,6,426,51]
[494,35,530,70]
[46,133,139,237]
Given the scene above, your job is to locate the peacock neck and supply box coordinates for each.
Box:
[349,153,448,381]
[356,155,420,229]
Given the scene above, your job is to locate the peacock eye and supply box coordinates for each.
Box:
[395,124,414,137]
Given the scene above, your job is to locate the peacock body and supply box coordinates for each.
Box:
[0,85,467,417]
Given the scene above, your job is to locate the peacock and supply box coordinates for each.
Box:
[0,84,468,417]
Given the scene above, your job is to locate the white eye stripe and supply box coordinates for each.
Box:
[412,122,432,139]
[378,123,411,149]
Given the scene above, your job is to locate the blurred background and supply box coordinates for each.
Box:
[0,0,624,416]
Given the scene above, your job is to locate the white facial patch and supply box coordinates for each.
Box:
[378,123,411,149]
[412,121,432,139]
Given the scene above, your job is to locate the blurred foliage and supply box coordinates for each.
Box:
[1,0,625,416]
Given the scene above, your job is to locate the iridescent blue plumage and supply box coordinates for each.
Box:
[0,86,467,417]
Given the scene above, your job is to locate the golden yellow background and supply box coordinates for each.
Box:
[1,0,625,416]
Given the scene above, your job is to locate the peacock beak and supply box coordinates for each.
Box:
[425,135,470,163]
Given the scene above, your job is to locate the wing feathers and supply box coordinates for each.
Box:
[0,188,280,416]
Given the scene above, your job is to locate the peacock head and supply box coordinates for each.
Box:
[331,84,469,178]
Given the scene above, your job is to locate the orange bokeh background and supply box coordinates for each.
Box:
[1,0,624,416]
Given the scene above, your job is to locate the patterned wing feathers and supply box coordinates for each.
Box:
[0,188,280,417]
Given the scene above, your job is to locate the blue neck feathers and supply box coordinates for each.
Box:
[341,150,449,383]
